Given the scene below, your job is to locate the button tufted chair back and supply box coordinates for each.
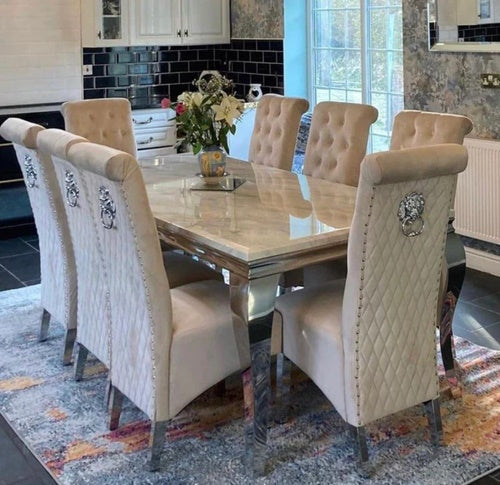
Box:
[0,119,80,363]
[303,101,378,186]
[38,128,111,370]
[248,94,309,171]
[341,144,468,426]
[62,98,137,157]
[65,141,172,422]
[390,110,473,150]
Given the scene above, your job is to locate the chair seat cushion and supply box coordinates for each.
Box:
[163,251,223,289]
[169,280,250,416]
[275,279,347,418]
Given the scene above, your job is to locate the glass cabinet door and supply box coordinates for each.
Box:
[96,0,129,45]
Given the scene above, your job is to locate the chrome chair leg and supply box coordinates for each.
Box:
[275,353,292,424]
[424,398,443,446]
[62,328,76,366]
[350,425,373,477]
[73,344,89,381]
[39,309,51,342]
[149,420,168,471]
[108,385,124,431]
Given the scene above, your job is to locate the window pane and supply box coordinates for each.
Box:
[310,0,403,152]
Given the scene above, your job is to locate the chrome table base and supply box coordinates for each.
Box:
[230,272,280,477]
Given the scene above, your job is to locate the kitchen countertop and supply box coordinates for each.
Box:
[0,103,64,115]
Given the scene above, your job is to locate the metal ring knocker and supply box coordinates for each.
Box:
[24,154,37,188]
[99,186,116,230]
[398,192,425,237]
[64,170,79,207]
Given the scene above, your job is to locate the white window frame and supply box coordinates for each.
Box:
[306,0,403,152]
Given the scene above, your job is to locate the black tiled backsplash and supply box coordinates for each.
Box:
[458,22,500,42]
[429,22,437,47]
[83,40,284,108]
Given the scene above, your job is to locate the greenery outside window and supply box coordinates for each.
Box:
[310,0,403,151]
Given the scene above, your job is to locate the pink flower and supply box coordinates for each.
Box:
[175,103,186,115]
[160,97,171,109]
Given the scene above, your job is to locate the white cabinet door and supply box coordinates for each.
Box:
[457,0,478,25]
[95,0,129,46]
[130,0,181,45]
[182,0,230,45]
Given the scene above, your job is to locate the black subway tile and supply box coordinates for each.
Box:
[84,89,106,99]
[244,40,257,50]
[170,61,189,72]
[83,77,94,89]
[161,73,180,84]
[95,77,116,88]
[94,53,115,64]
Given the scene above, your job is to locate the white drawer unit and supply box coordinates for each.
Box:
[132,107,176,158]
[132,108,174,129]
[135,127,176,149]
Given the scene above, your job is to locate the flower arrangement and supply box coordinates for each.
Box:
[161,73,244,155]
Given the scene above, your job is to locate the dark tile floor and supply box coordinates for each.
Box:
[0,235,499,484]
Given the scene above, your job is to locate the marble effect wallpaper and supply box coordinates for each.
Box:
[403,0,500,140]
[231,0,284,39]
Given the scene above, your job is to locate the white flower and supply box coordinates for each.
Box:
[191,92,204,107]
[212,95,243,126]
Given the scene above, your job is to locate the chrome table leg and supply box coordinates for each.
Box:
[230,272,280,477]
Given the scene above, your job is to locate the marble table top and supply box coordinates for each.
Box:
[142,154,356,265]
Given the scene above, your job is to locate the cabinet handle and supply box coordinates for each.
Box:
[133,116,153,125]
[137,137,154,146]
[184,29,189,37]
[97,30,102,39]
[177,29,182,37]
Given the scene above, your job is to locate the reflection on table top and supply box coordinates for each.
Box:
[142,154,356,262]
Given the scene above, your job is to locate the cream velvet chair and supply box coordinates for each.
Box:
[390,110,473,150]
[274,144,468,466]
[62,98,137,157]
[248,94,309,171]
[38,128,111,376]
[0,119,81,365]
[300,108,473,288]
[38,130,224,381]
[303,101,378,185]
[283,101,378,289]
[64,141,249,470]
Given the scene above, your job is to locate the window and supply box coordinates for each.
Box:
[310,0,403,151]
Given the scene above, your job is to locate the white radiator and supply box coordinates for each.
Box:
[454,138,500,245]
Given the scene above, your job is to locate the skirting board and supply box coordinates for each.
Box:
[465,247,500,277]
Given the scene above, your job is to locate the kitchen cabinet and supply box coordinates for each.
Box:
[132,108,177,159]
[181,0,230,45]
[82,0,229,47]
[82,0,130,47]
[456,0,478,25]
[129,0,181,45]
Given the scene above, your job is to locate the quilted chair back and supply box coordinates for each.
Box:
[38,129,111,368]
[62,98,137,157]
[341,144,468,427]
[390,110,473,150]
[303,102,378,186]
[248,94,309,171]
[66,142,172,422]
[0,119,78,331]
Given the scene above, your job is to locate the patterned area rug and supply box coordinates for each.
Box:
[0,285,499,484]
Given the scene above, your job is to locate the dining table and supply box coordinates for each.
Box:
[141,153,357,476]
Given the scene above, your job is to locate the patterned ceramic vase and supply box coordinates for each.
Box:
[198,146,227,177]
